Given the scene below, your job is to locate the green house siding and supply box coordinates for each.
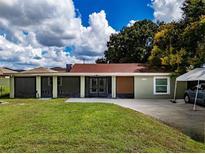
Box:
[134,76,187,99]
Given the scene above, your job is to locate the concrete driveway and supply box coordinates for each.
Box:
[66,98,205,142]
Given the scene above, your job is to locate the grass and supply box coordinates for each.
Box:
[0,99,205,152]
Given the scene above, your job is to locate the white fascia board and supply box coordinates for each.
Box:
[12,72,171,77]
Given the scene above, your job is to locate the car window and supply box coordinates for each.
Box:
[201,85,205,90]
[191,85,203,91]
[191,86,197,91]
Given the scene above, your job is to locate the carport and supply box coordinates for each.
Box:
[173,68,205,110]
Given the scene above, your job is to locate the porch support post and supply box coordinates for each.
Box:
[80,76,85,98]
[36,76,41,98]
[173,80,178,101]
[134,76,137,99]
[193,80,200,111]
[10,76,14,98]
[53,76,58,98]
[112,76,116,98]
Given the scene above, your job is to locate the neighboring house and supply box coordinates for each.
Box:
[9,64,187,99]
[0,67,17,77]
[0,67,18,96]
[0,67,17,87]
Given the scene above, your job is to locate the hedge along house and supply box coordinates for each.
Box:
[9,64,187,99]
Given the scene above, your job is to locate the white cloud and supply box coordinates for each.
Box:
[0,35,81,69]
[73,10,116,60]
[151,0,185,22]
[127,20,137,27]
[0,0,116,69]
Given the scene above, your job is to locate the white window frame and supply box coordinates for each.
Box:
[153,77,170,95]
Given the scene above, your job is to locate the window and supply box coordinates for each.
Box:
[154,77,170,95]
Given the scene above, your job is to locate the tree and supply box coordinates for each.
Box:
[104,20,159,63]
[182,0,205,23]
[95,57,107,63]
[182,16,205,67]
[149,23,187,72]
[149,0,205,73]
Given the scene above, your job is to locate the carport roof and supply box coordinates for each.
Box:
[176,68,205,81]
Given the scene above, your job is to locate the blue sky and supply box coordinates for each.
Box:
[73,0,154,30]
[0,0,184,69]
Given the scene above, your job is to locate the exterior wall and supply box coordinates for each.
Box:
[134,76,186,99]
[176,81,187,99]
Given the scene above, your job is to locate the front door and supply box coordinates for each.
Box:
[41,77,53,98]
[89,77,108,97]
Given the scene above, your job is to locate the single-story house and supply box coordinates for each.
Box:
[9,64,187,99]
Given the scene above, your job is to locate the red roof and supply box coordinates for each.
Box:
[70,63,167,73]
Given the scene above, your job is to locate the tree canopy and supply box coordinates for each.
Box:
[97,0,205,74]
[97,20,158,63]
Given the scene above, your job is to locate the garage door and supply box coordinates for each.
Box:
[57,76,80,98]
[116,76,134,98]
[15,77,36,98]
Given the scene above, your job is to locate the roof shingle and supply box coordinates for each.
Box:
[70,63,168,73]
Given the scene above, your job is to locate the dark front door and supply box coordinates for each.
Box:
[41,76,53,98]
[86,77,111,98]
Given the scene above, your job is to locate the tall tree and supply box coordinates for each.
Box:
[102,20,158,63]
[182,0,205,23]
[149,0,205,73]
[148,23,186,72]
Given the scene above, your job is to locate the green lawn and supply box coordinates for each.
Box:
[0,99,205,153]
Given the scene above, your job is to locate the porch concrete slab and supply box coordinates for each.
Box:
[66,98,205,142]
